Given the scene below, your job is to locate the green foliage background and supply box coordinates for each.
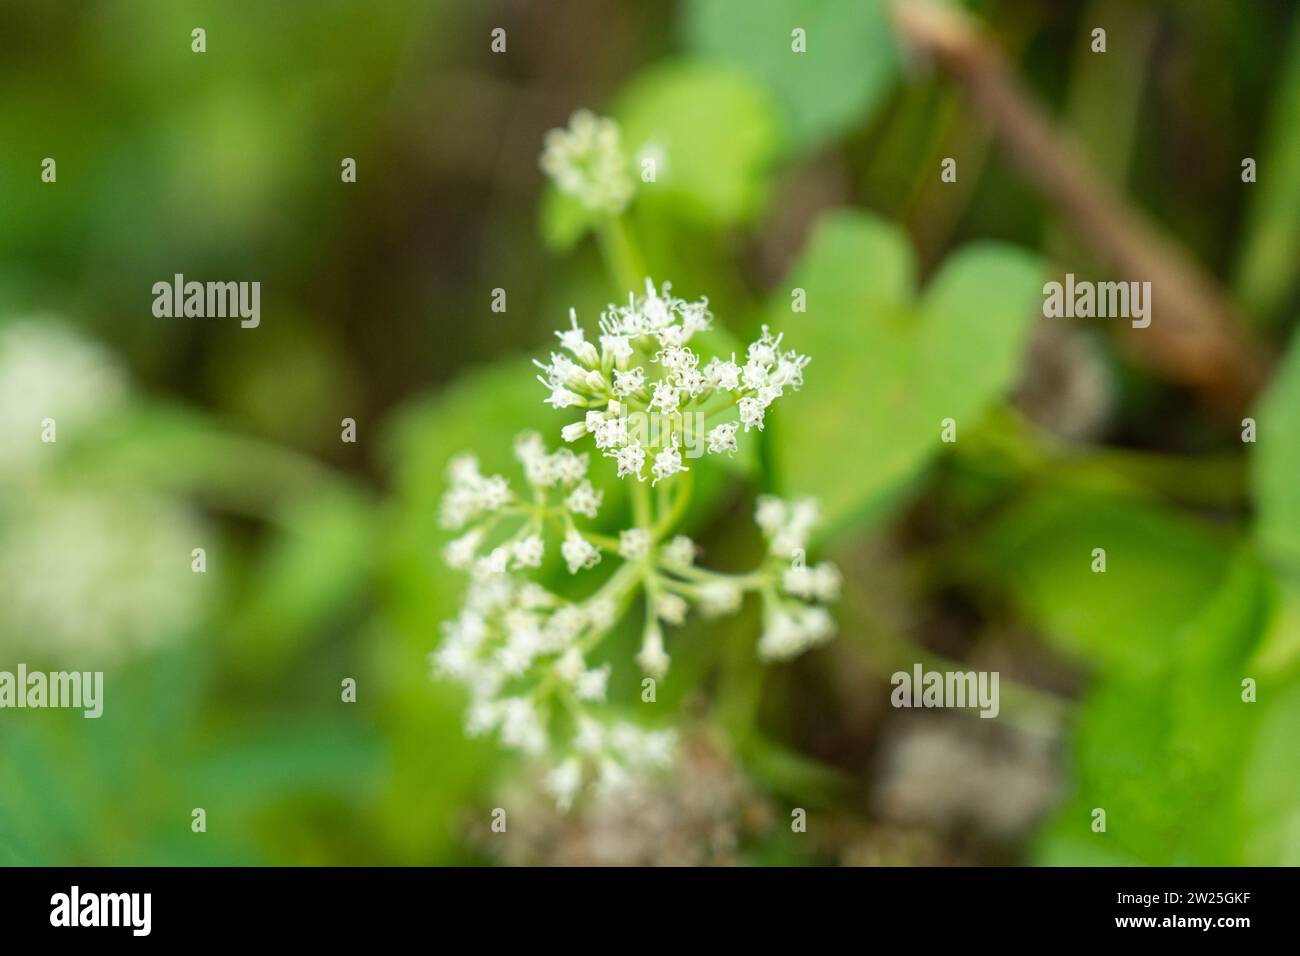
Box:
[1,0,1298,866]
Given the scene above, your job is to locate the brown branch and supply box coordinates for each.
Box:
[890,0,1269,406]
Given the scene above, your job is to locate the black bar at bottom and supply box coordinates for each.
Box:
[0,866,1284,941]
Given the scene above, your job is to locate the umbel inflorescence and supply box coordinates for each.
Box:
[429,112,840,811]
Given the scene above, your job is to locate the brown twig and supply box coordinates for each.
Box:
[890,0,1269,406]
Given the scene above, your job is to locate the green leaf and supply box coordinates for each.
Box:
[539,185,597,254]
[681,0,898,151]
[1251,327,1300,575]
[612,60,782,227]
[769,210,1043,541]
[1238,679,1300,864]
[1036,553,1278,865]
[188,718,380,811]
[982,488,1233,677]
[1233,15,1300,324]
[227,486,379,670]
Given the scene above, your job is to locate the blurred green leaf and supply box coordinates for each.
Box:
[227,486,379,670]
[1037,553,1283,865]
[1251,325,1300,574]
[189,718,380,812]
[770,210,1042,542]
[681,0,898,151]
[983,488,1233,677]
[612,60,782,227]
[1238,679,1300,864]
[1233,15,1300,324]
[539,185,597,254]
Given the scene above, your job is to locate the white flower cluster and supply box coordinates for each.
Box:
[431,433,679,807]
[430,276,835,811]
[535,279,810,482]
[0,490,207,661]
[539,110,634,215]
[0,319,207,661]
[753,496,840,662]
[440,432,604,576]
[0,319,127,479]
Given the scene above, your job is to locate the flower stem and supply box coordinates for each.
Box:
[596,215,646,296]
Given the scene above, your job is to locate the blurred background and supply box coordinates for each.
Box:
[1,0,1298,865]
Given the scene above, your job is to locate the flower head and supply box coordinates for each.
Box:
[536,281,810,485]
[430,275,834,811]
[540,110,634,214]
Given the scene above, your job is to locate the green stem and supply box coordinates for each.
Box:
[596,216,645,296]
[652,468,694,540]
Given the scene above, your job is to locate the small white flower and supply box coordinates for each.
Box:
[783,565,816,600]
[757,603,834,661]
[464,699,501,737]
[799,605,835,644]
[747,325,783,367]
[591,415,628,450]
[561,529,601,574]
[474,546,511,579]
[742,361,769,391]
[564,480,603,518]
[651,436,687,485]
[619,528,652,561]
[511,535,545,569]
[499,697,547,754]
[704,357,742,391]
[556,309,601,366]
[498,627,542,676]
[444,528,484,569]
[662,535,697,567]
[649,380,681,415]
[575,665,610,702]
[655,592,688,626]
[550,449,589,486]
[555,647,587,683]
[544,604,588,649]
[613,366,645,397]
[754,495,787,535]
[541,382,584,409]
[757,608,804,661]
[607,441,647,481]
[601,333,633,362]
[812,562,842,602]
[448,454,481,486]
[637,622,670,677]
[546,757,584,812]
[640,730,677,768]
[706,421,738,455]
[518,582,557,609]
[561,420,588,443]
[737,395,766,431]
[574,716,605,754]
[699,581,742,617]
[772,499,820,557]
[656,345,697,373]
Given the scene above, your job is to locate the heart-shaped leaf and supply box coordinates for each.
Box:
[768,210,1043,541]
